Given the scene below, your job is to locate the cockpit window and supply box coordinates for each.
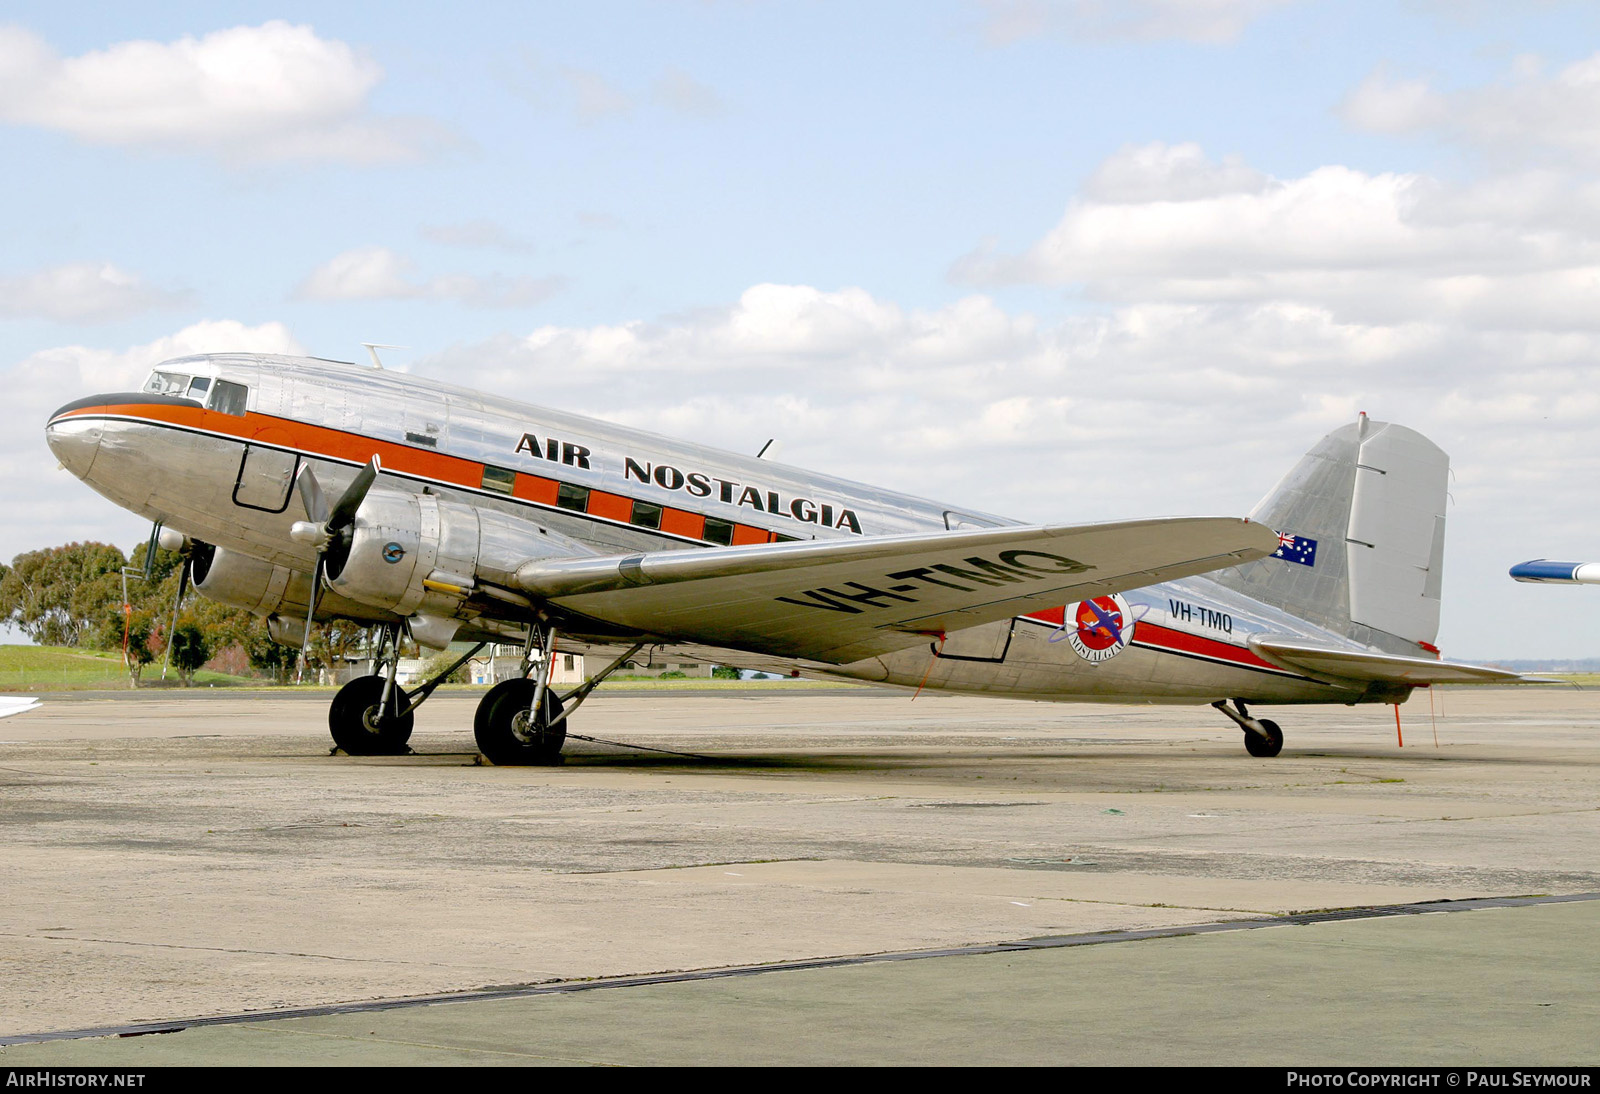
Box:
[142,372,190,397]
[208,379,249,416]
[186,377,211,401]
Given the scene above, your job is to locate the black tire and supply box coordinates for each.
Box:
[474,678,566,765]
[329,674,414,755]
[1243,717,1284,758]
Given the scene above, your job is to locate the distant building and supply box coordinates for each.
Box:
[465,645,586,686]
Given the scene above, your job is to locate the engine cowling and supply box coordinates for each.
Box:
[322,489,586,619]
[192,544,395,625]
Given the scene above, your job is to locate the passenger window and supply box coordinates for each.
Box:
[629,500,663,530]
[703,517,734,546]
[557,483,590,513]
[208,380,249,416]
[481,466,516,495]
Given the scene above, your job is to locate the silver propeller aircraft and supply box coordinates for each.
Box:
[46,353,1523,763]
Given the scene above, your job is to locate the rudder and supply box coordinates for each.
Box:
[1210,415,1447,654]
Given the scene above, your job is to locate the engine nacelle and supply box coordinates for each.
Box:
[192,544,396,626]
[323,489,585,620]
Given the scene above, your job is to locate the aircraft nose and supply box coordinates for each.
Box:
[45,412,103,481]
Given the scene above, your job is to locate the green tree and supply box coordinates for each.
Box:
[0,543,129,647]
[167,622,212,687]
[4,538,384,687]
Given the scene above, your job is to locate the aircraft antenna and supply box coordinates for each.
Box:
[361,343,407,369]
[755,438,774,459]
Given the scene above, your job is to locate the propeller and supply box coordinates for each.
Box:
[290,456,382,682]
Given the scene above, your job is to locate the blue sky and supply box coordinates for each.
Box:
[7,1,1600,658]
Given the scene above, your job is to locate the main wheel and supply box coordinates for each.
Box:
[1243,718,1283,758]
[474,678,566,765]
[329,674,415,755]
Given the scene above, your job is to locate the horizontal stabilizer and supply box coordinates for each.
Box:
[1249,636,1535,685]
[517,517,1278,664]
[1509,560,1600,585]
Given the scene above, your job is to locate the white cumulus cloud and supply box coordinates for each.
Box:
[0,262,186,322]
[1343,51,1600,165]
[297,247,563,308]
[0,21,446,163]
[954,142,1600,331]
[980,0,1294,45]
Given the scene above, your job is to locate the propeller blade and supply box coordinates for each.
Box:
[327,456,381,533]
[297,556,323,685]
[160,556,190,682]
[143,521,162,580]
[295,464,330,525]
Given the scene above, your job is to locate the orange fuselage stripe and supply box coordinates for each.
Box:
[58,401,780,546]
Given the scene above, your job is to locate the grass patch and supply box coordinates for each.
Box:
[0,645,867,693]
[0,645,255,691]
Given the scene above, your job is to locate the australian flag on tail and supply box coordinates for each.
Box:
[1272,531,1317,567]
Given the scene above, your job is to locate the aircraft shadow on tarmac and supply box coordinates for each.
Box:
[310,738,1600,774]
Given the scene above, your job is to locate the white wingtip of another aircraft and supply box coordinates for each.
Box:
[0,696,42,718]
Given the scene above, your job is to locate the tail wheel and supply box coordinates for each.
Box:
[329,674,414,755]
[1243,718,1283,758]
[474,678,566,765]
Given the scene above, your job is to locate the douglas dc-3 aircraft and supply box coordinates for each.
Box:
[45,353,1526,763]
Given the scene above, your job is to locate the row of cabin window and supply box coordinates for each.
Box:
[480,463,799,546]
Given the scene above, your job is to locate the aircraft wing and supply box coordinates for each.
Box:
[1248,636,1544,685]
[515,517,1277,664]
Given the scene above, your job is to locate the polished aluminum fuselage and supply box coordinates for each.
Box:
[46,353,1372,707]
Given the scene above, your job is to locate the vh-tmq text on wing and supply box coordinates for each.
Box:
[515,517,1280,664]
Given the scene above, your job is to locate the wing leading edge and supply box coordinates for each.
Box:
[515,517,1279,663]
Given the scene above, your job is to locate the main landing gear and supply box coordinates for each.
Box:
[473,626,645,765]
[326,621,645,764]
[1212,698,1283,758]
[328,623,487,756]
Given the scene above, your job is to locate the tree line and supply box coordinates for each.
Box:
[0,541,370,687]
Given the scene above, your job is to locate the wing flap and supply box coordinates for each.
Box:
[518,517,1277,663]
[1249,635,1534,685]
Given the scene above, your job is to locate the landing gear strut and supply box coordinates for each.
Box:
[473,625,646,765]
[329,624,412,755]
[1212,698,1284,758]
[328,624,487,756]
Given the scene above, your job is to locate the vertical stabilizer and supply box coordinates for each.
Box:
[1210,416,1447,653]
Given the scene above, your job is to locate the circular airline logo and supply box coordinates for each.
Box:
[382,542,406,564]
[1062,594,1136,664]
